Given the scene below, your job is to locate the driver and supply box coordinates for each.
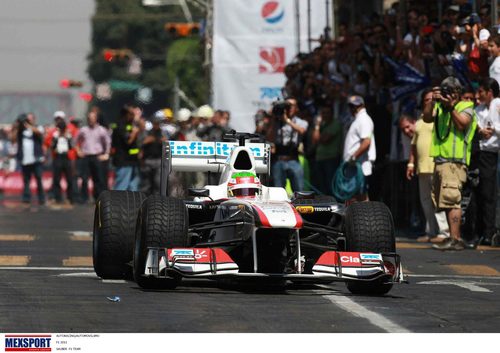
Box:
[227,172,262,198]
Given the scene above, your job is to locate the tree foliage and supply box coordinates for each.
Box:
[166,37,207,108]
[87,0,207,120]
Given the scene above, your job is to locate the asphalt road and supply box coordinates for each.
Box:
[0,198,499,333]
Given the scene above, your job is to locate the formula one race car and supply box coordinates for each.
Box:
[93,132,405,295]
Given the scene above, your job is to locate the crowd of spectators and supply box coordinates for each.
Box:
[255,2,500,248]
[0,104,231,205]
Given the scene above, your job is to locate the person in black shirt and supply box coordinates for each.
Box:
[139,115,164,194]
[266,98,309,191]
[111,105,140,191]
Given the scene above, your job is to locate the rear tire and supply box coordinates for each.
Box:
[93,190,146,279]
[133,195,188,289]
[344,201,395,296]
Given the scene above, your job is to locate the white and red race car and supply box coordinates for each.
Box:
[93,132,405,295]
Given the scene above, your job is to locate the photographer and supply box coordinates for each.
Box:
[266,98,308,192]
[423,77,477,251]
[13,113,46,205]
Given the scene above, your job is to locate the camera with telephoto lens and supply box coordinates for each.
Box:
[16,114,29,126]
[271,100,291,117]
[439,85,454,99]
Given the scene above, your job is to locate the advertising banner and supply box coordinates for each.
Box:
[213,0,328,132]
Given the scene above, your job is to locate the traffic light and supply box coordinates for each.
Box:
[78,93,93,102]
[102,49,133,62]
[60,79,83,89]
[165,22,200,37]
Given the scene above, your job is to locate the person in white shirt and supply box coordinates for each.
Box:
[468,78,500,247]
[488,34,500,86]
[343,95,376,201]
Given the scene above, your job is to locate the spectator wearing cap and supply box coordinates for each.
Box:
[50,118,77,204]
[111,105,141,191]
[170,107,203,195]
[423,77,477,251]
[175,108,191,141]
[76,110,111,203]
[139,113,165,195]
[183,107,202,142]
[444,5,460,26]
[468,18,490,81]
[198,109,231,142]
[196,105,215,141]
[488,34,500,86]
[157,108,178,140]
[342,95,376,201]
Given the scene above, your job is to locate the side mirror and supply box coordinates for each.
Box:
[188,188,210,197]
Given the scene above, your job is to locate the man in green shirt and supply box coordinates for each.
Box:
[312,106,343,195]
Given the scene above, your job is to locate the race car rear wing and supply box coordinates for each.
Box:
[160,140,271,196]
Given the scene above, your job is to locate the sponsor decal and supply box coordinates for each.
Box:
[313,206,333,212]
[261,1,284,24]
[171,249,194,257]
[340,255,361,264]
[259,47,285,74]
[186,203,203,210]
[360,253,383,265]
[260,87,282,100]
[194,249,208,260]
[296,206,314,214]
[360,253,383,261]
[5,335,52,352]
[169,141,263,158]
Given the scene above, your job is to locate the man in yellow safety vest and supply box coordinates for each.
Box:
[422,77,477,250]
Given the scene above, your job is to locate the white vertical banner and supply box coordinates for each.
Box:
[213,0,327,132]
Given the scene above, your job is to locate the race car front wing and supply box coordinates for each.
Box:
[143,247,406,284]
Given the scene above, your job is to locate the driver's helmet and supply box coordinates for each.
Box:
[227,172,262,197]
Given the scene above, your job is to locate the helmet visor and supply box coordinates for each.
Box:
[232,188,258,197]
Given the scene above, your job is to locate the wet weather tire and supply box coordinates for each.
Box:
[344,201,395,296]
[133,195,188,289]
[93,190,146,279]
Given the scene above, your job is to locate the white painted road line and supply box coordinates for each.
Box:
[102,279,127,283]
[56,272,99,278]
[67,231,92,237]
[319,291,410,333]
[417,280,500,293]
[408,274,500,280]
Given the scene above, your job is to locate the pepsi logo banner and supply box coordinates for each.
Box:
[213,0,328,132]
[261,1,285,24]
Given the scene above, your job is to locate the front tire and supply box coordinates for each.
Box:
[133,195,188,289]
[93,191,146,279]
[344,201,395,296]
